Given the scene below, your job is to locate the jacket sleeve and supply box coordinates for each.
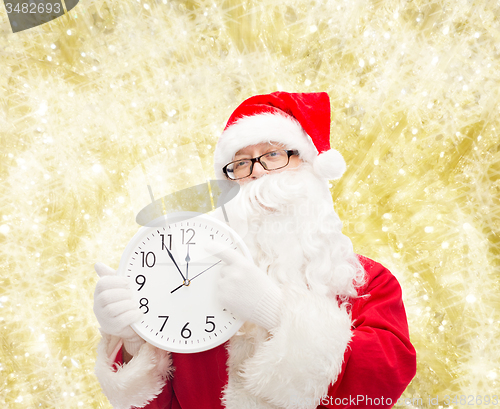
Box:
[322,257,417,408]
[94,332,174,409]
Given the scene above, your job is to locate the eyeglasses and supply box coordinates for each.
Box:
[222,149,299,180]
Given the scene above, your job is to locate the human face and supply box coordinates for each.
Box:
[230,142,302,185]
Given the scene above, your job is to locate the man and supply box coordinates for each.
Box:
[93,92,416,409]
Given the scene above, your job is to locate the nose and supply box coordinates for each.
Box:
[250,161,267,179]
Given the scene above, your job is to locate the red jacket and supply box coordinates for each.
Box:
[108,256,416,409]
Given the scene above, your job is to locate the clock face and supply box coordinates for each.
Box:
[118,212,249,353]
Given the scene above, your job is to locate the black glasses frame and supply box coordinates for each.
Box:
[222,149,299,180]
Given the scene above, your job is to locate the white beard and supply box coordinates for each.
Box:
[224,163,364,299]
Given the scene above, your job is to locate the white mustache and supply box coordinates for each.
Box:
[236,164,318,215]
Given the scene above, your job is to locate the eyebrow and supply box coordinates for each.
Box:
[234,145,282,159]
[234,150,252,157]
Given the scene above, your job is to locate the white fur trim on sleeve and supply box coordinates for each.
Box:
[95,333,173,409]
[240,291,352,409]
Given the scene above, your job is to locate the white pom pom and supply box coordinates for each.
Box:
[313,149,346,179]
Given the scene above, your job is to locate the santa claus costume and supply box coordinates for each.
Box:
[94,92,417,409]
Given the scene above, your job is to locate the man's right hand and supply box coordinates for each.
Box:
[93,262,145,355]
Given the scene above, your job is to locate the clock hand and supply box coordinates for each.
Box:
[170,282,185,294]
[190,259,222,281]
[185,243,191,280]
[164,246,187,282]
[170,260,222,293]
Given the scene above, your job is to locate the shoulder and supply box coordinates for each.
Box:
[356,254,401,294]
[350,255,405,315]
[357,255,389,278]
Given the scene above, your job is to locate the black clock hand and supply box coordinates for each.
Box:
[164,246,187,282]
[170,260,222,293]
[170,282,185,294]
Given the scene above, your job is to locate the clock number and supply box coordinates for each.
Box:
[141,251,156,268]
[158,316,169,332]
[210,234,214,240]
[205,316,216,333]
[139,298,149,314]
[136,275,146,291]
[160,234,172,250]
[181,322,192,339]
[181,228,196,245]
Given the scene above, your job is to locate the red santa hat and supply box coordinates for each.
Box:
[214,91,346,180]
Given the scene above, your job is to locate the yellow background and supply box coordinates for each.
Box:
[0,0,499,407]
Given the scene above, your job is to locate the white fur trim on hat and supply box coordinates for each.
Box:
[214,113,318,179]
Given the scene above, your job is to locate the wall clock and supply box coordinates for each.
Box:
[118,212,250,353]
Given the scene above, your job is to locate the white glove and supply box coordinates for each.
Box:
[213,244,282,331]
[93,262,145,355]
